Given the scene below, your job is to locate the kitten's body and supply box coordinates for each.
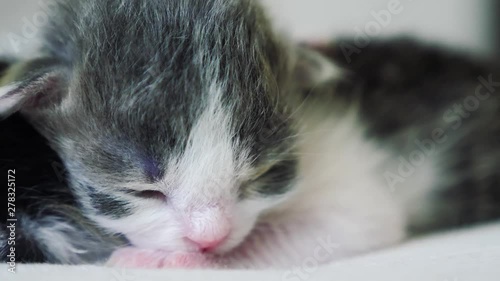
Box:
[1,0,499,268]
[321,40,500,232]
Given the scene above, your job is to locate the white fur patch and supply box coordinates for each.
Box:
[388,150,440,228]
[173,83,241,206]
[256,104,410,265]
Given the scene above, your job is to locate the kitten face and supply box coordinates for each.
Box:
[24,0,298,253]
[51,81,297,254]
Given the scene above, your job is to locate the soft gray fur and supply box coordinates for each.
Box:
[31,0,297,211]
[2,0,301,264]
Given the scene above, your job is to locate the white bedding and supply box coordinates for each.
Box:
[3,223,499,281]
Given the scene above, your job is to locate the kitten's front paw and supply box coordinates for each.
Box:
[158,252,214,269]
[107,247,217,269]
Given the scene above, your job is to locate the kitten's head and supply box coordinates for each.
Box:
[0,0,337,253]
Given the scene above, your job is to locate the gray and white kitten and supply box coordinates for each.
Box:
[1,0,499,269]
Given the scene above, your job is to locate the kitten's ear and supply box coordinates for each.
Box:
[293,46,341,89]
[0,58,68,118]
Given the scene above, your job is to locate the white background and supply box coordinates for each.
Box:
[0,0,495,56]
[261,0,494,55]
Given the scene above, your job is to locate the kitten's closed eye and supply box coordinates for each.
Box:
[134,190,168,201]
[258,160,297,185]
[242,159,297,197]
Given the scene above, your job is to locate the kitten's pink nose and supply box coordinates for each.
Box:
[185,207,231,252]
[186,234,229,252]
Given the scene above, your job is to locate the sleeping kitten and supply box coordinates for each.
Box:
[1,0,499,268]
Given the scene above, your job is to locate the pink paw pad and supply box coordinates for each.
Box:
[106,247,168,268]
[159,252,213,268]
